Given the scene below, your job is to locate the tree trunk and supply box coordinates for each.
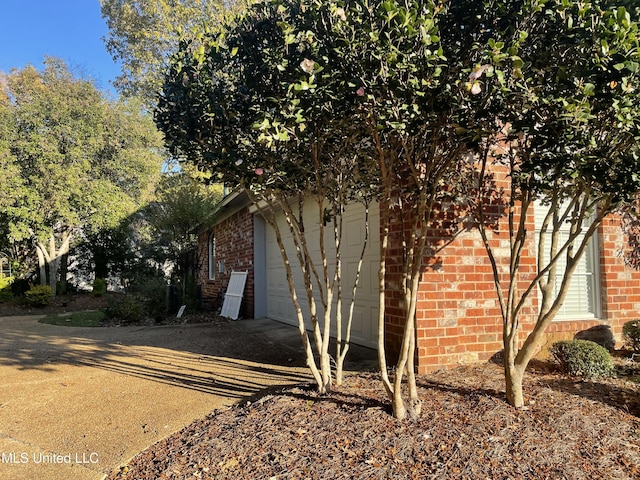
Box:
[505,362,525,409]
[504,338,525,408]
[36,245,47,286]
[36,230,72,299]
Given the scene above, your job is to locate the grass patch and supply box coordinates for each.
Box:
[38,310,107,327]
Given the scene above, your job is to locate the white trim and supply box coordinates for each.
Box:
[208,234,216,281]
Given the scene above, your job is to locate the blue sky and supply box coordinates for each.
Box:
[0,1,120,94]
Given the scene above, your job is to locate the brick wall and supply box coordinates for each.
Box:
[198,206,255,318]
[383,168,640,373]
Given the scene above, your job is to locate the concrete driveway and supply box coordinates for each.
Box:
[0,316,317,480]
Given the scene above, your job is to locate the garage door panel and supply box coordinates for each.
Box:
[265,201,379,349]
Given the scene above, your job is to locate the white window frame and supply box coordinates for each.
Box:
[208,234,216,281]
[534,200,601,321]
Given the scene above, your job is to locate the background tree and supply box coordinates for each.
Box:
[145,169,223,306]
[0,58,164,295]
[156,0,377,393]
[468,0,640,408]
[100,0,246,104]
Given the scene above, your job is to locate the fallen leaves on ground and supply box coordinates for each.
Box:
[107,362,640,480]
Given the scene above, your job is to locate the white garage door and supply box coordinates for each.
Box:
[265,200,379,349]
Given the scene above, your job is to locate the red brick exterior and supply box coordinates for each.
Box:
[203,194,640,372]
[198,206,255,319]
[382,203,640,374]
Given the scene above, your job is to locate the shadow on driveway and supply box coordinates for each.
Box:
[0,316,318,480]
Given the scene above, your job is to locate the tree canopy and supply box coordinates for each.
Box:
[0,58,164,293]
[100,0,246,104]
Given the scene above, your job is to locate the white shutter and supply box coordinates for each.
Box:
[221,271,248,320]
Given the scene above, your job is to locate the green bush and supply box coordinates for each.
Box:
[0,277,13,303]
[92,278,107,297]
[129,276,167,320]
[622,320,640,352]
[105,296,146,325]
[24,285,53,307]
[550,340,615,379]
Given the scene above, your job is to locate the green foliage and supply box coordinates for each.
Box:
[471,0,640,205]
[550,340,616,379]
[622,320,640,352]
[0,289,12,303]
[0,276,13,303]
[145,171,222,282]
[24,285,53,307]
[129,276,168,320]
[104,275,168,325]
[101,0,246,104]
[0,59,164,294]
[105,295,147,325]
[92,278,107,297]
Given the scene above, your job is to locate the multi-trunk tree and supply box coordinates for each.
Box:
[466,0,640,408]
[0,59,164,295]
[156,0,377,393]
[157,0,486,419]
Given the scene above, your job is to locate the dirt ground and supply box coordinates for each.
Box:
[3,294,640,479]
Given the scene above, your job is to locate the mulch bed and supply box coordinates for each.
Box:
[107,362,640,480]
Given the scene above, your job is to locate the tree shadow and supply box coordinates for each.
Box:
[537,377,640,416]
[263,382,392,414]
[488,351,640,415]
[416,378,505,402]
[0,318,310,400]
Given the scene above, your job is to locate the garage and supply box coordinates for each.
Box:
[263,200,379,349]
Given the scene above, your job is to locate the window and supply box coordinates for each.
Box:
[534,200,600,320]
[208,234,216,280]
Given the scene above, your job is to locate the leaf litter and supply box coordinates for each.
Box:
[107,362,640,479]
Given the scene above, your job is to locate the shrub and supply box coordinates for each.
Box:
[129,276,167,320]
[0,277,13,303]
[92,278,107,297]
[0,288,12,303]
[550,340,615,379]
[622,320,640,353]
[24,285,53,307]
[105,296,146,325]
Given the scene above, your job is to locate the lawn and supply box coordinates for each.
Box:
[38,309,107,327]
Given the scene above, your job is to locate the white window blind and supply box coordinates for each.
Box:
[534,200,600,319]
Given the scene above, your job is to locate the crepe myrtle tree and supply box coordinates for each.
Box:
[466,0,640,408]
[156,0,378,393]
[320,0,493,419]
